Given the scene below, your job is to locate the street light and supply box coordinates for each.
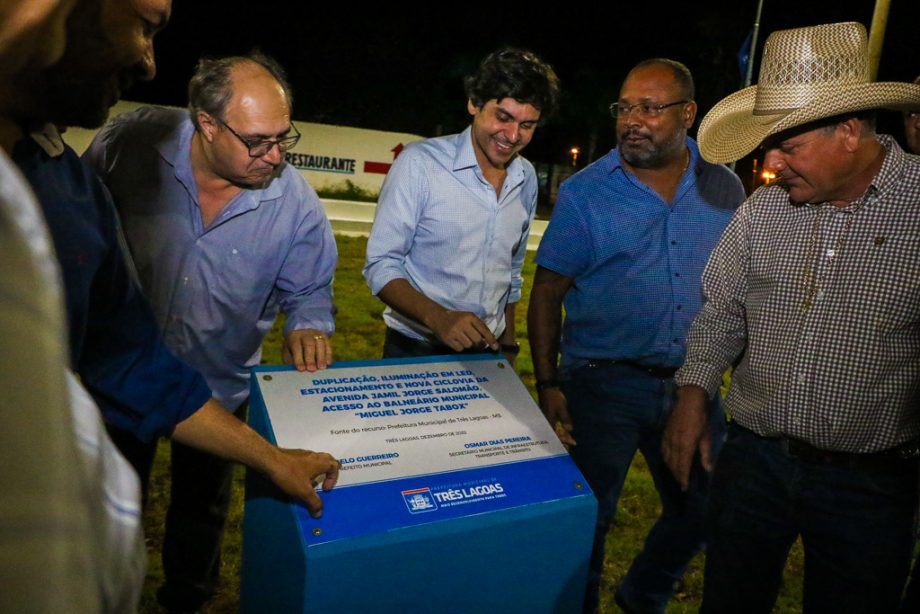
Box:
[569,146,580,167]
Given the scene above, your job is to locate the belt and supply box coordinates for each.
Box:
[585,358,677,379]
[733,423,920,473]
[782,438,919,473]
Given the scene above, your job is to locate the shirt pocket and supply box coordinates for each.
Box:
[850,233,920,332]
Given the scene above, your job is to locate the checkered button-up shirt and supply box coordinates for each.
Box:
[676,135,920,452]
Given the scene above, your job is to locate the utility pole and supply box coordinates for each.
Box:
[732,0,764,174]
[868,0,891,80]
[744,0,765,89]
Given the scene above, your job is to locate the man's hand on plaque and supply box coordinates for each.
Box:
[283,328,333,373]
[431,310,499,352]
[538,387,576,446]
[268,448,341,517]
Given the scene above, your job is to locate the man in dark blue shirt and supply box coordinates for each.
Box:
[529,59,744,613]
[7,0,339,525]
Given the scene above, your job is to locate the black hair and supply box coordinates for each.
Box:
[464,48,561,119]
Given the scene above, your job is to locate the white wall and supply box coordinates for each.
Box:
[62,100,425,196]
[63,101,547,249]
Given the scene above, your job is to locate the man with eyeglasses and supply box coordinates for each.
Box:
[83,51,337,613]
[528,58,743,613]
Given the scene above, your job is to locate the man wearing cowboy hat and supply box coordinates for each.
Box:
[529,58,744,613]
[662,22,920,612]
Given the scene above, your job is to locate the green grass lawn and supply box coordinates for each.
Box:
[137,235,804,613]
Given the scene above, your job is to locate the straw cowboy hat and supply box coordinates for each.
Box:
[698,21,920,164]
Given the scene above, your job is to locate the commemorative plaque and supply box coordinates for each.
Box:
[241,355,596,613]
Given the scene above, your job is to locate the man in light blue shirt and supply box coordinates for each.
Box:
[84,52,337,612]
[364,48,559,364]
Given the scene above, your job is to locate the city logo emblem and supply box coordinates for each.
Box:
[402,487,438,513]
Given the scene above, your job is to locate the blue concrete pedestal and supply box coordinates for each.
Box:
[242,357,596,613]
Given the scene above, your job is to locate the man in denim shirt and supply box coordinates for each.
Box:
[529,59,744,613]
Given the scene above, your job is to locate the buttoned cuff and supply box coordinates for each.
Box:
[674,362,724,399]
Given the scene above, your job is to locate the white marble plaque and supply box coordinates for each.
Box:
[255,357,566,487]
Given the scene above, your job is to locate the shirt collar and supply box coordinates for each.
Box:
[453,124,525,185]
[155,115,193,167]
[29,124,66,157]
[868,134,907,199]
[688,137,704,175]
[607,136,701,175]
[804,134,905,212]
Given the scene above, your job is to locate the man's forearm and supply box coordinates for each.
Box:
[499,302,517,345]
[527,267,572,382]
[528,292,562,381]
[377,278,498,350]
[377,278,449,332]
[170,398,281,474]
[662,384,712,490]
[498,302,519,366]
[527,267,576,445]
[170,398,340,515]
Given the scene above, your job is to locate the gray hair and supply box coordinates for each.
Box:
[188,50,293,131]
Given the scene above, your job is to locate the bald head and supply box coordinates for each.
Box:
[225,61,289,126]
[189,53,299,189]
[188,51,292,132]
[623,58,694,101]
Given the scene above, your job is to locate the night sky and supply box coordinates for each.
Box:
[129,1,920,166]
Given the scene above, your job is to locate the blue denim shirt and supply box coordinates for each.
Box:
[16,129,211,441]
[84,107,337,410]
[536,139,744,372]
[364,126,537,341]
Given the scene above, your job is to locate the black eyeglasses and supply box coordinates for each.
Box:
[215,117,301,157]
[609,100,690,119]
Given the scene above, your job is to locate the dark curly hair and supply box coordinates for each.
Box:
[464,48,561,119]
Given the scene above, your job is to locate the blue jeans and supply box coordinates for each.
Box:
[702,424,918,614]
[562,362,725,614]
